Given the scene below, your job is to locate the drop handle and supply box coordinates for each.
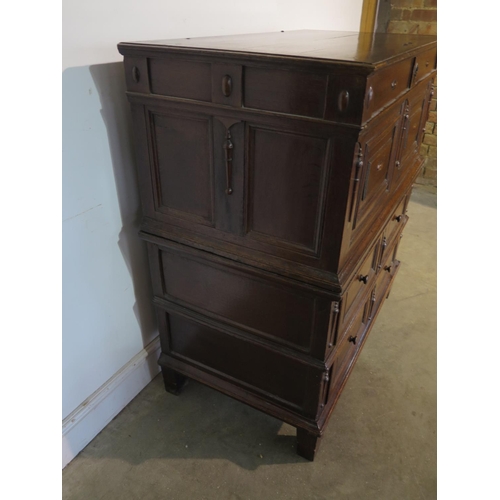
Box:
[348,336,357,345]
[223,130,234,195]
[358,274,369,284]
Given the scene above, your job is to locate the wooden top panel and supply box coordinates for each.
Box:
[118,30,436,67]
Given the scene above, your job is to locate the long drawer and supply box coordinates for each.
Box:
[146,237,340,360]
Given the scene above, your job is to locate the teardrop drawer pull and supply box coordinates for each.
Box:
[132,66,140,83]
[348,336,357,345]
[222,75,232,97]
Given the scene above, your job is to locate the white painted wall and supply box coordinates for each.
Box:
[62,0,363,466]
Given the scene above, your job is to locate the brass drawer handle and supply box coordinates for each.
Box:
[391,80,398,90]
[222,75,232,97]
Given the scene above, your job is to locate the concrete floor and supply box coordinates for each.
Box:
[63,186,436,500]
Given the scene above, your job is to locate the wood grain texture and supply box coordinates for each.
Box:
[119,30,436,460]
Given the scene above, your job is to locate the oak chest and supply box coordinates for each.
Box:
[118,30,436,460]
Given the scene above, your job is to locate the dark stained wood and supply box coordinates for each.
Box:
[118,30,436,66]
[161,366,188,395]
[118,30,436,461]
[297,428,321,461]
[244,66,328,118]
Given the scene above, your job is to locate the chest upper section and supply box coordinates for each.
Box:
[118,33,436,128]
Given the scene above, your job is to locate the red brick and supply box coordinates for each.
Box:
[424,0,437,7]
[390,8,403,20]
[423,133,437,146]
[418,22,437,35]
[424,122,434,134]
[387,20,420,34]
[402,9,411,21]
[428,145,437,157]
[428,111,437,123]
[423,168,437,181]
[425,157,437,171]
[392,0,417,7]
[411,9,437,22]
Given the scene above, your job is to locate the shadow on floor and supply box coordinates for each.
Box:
[78,375,304,470]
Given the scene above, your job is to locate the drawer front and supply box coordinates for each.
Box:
[374,232,402,311]
[244,66,328,119]
[147,241,334,357]
[146,55,243,108]
[330,294,372,393]
[383,193,409,249]
[351,103,402,233]
[413,48,437,85]
[340,240,379,329]
[364,57,415,122]
[158,308,323,416]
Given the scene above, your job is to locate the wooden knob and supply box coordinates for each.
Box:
[358,274,368,284]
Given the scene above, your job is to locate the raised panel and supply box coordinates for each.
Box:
[149,57,212,101]
[244,66,328,118]
[247,126,330,255]
[150,111,214,225]
[158,248,328,352]
[165,312,311,409]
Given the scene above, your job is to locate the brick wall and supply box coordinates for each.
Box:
[384,0,437,186]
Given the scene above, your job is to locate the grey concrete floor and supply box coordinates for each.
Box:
[63,186,436,500]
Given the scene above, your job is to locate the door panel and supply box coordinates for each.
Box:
[149,110,215,226]
[247,126,331,256]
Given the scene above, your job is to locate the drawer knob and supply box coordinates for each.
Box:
[384,265,392,273]
[358,274,369,284]
[348,336,357,345]
[131,66,140,83]
[222,75,232,97]
[391,80,398,90]
[395,214,404,223]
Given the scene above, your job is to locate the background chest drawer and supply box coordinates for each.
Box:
[363,57,415,122]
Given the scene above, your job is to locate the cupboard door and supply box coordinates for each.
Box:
[350,104,402,237]
[146,107,216,227]
[142,105,248,236]
[246,124,331,257]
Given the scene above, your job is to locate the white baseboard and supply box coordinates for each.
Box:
[62,336,161,469]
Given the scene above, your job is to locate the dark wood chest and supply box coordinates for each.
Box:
[118,30,436,460]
